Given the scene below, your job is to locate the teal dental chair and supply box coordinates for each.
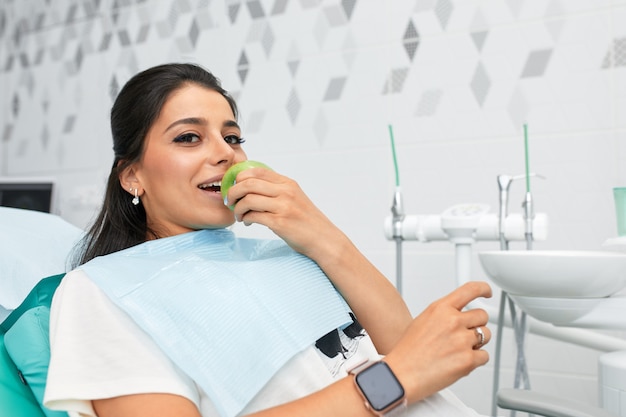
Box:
[0,274,67,417]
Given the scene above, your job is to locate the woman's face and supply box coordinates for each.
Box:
[129,83,247,237]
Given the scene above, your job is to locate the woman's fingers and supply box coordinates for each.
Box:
[444,281,492,310]
[384,282,493,403]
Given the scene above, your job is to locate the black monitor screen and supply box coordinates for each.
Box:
[0,182,54,213]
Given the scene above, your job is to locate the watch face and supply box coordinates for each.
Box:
[355,362,405,412]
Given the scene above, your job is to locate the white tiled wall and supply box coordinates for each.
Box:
[2,0,626,415]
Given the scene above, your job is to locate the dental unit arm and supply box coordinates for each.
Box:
[383,204,549,283]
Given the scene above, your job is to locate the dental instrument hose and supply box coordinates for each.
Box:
[389,125,405,295]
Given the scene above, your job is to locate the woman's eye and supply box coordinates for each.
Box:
[224,135,245,145]
[173,133,200,143]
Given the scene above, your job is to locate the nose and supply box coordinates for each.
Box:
[207,134,236,166]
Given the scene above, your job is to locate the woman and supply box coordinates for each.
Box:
[44,63,492,417]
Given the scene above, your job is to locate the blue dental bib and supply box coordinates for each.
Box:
[81,229,352,417]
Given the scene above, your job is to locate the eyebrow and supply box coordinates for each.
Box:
[163,118,240,134]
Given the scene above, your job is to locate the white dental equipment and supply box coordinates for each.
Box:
[383,189,626,415]
[384,194,547,416]
[383,202,548,288]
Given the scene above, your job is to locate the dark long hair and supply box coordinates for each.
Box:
[71,63,238,267]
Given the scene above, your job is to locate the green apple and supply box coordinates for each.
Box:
[221,160,272,210]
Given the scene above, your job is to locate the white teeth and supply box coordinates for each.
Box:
[199,181,221,189]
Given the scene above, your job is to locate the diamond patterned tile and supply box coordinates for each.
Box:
[434,0,453,29]
[118,29,131,46]
[271,0,289,15]
[228,3,241,23]
[470,62,490,106]
[471,31,488,52]
[323,76,346,101]
[2,124,13,143]
[614,37,626,66]
[136,24,150,43]
[323,4,348,27]
[189,18,199,47]
[403,20,419,61]
[237,50,249,83]
[287,60,299,77]
[415,89,443,117]
[260,23,275,56]
[167,2,181,29]
[42,93,50,113]
[286,88,301,124]
[382,68,409,94]
[0,9,6,36]
[342,0,356,20]
[12,93,19,117]
[65,3,79,24]
[521,48,553,77]
[74,44,84,71]
[601,37,626,68]
[109,75,120,101]
[404,40,419,62]
[34,13,46,31]
[41,124,50,149]
[247,0,266,19]
[99,32,113,51]
[194,8,216,30]
[3,55,14,71]
[18,53,29,68]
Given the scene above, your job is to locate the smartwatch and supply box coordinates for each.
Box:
[349,360,407,416]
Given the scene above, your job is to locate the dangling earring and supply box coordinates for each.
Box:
[131,188,140,206]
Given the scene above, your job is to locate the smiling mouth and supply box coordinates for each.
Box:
[198,181,221,192]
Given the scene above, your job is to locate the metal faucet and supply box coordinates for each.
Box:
[523,190,534,250]
[391,187,405,295]
[497,174,524,250]
[497,173,545,250]
[391,187,405,239]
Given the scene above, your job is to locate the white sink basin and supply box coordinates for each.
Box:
[478,250,626,299]
[506,295,604,325]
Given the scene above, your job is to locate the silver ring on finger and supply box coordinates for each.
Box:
[474,326,485,348]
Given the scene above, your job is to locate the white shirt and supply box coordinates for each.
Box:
[44,270,482,417]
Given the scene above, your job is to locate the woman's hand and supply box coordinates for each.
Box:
[384,281,493,403]
[226,167,340,260]
[225,167,413,354]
